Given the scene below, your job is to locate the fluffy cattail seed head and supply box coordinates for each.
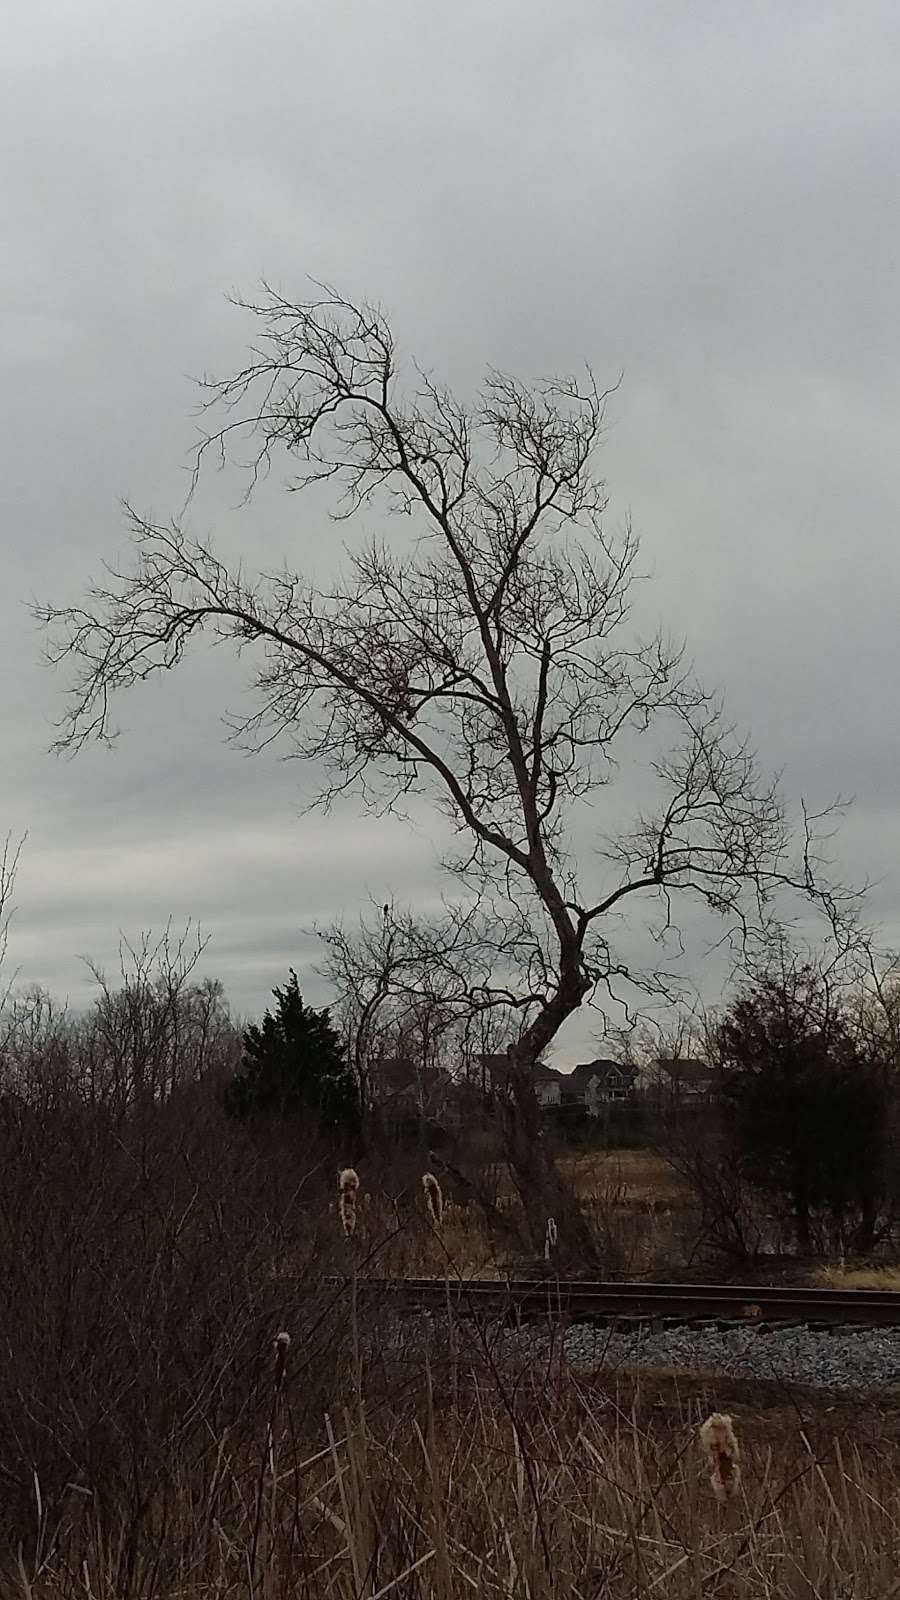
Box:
[699,1412,741,1503]
[338,1168,360,1236]
[273,1330,291,1380]
[422,1171,444,1228]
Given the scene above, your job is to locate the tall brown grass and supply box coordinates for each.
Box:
[2,1082,899,1594]
[9,1334,900,1596]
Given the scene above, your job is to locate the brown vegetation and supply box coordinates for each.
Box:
[562,1148,689,1207]
[2,894,900,1590]
[0,1025,898,1596]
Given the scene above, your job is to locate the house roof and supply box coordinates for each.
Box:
[375,1055,419,1091]
[566,1058,637,1087]
[532,1062,565,1082]
[373,1056,450,1101]
[475,1053,552,1082]
[657,1056,714,1087]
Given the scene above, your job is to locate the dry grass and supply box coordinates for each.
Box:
[561,1148,690,1206]
[356,1195,509,1279]
[4,1091,899,1595]
[349,1147,697,1281]
[14,1341,900,1598]
[816,1263,900,1290]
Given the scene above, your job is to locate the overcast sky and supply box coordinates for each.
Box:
[3,1,899,1061]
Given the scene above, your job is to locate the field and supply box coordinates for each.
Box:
[561,1148,690,1206]
[354,1148,692,1282]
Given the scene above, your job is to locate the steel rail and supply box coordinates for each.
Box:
[343,1277,900,1328]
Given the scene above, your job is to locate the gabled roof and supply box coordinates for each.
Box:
[658,1056,715,1087]
[567,1058,637,1087]
[373,1056,450,1101]
[375,1055,422,1091]
[475,1053,552,1083]
[532,1062,565,1082]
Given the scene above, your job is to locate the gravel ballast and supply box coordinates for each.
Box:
[503,1320,900,1390]
[386,1310,900,1390]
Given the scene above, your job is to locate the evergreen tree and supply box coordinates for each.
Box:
[224,971,358,1133]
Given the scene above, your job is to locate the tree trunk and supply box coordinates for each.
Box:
[503,1079,600,1266]
[793,1184,812,1255]
[503,977,601,1268]
[852,1191,878,1255]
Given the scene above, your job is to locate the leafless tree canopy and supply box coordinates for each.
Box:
[37,286,857,1160]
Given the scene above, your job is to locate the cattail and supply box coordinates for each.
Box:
[338,1167,360,1236]
[544,1216,558,1261]
[273,1330,291,1381]
[699,1412,741,1503]
[422,1171,444,1228]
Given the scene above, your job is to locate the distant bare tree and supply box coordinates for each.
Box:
[317,903,434,1119]
[76,924,238,1112]
[0,834,23,1019]
[38,287,858,1253]
[318,899,526,1120]
[0,987,74,1107]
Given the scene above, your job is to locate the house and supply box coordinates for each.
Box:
[562,1058,638,1114]
[532,1062,565,1108]
[469,1052,637,1116]
[652,1056,719,1103]
[371,1055,459,1127]
[471,1052,557,1107]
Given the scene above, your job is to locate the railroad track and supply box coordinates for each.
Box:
[347,1277,900,1329]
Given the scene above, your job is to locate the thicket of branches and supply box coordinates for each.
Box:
[657,945,900,1262]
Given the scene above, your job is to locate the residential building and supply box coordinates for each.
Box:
[651,1056,719,1103]
[473,1052,554,1104]
[371,1055,460,1128]
[532,1062,565,1108]
[562,1058,638,1113]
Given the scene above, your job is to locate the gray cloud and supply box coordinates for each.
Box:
[4,0,900,1055]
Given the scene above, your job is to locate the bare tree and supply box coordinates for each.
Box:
[0,834,23,1021]
[318,898,529,1118]
[0,986,75,1108]
[38,286,857,1253]
[76,923,237,1112]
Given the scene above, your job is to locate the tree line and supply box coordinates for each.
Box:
[4,902,900,1271]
